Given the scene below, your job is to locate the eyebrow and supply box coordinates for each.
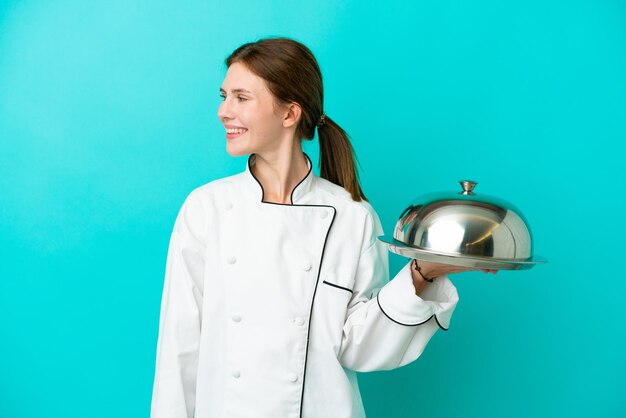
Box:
[220,88,252,94]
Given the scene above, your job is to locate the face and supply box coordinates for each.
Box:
[218,62,294,157]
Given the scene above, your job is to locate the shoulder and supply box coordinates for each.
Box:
[314,176,378,216]
[190,172,241,197]
[172,172,243,229]
[313,176,383,240]
[183,172,243,207]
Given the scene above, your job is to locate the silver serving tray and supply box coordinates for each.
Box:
[378,235,548,270]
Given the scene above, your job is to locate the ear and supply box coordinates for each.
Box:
[282,102,302,129]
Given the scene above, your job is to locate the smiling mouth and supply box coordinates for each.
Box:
[226,128,248,139]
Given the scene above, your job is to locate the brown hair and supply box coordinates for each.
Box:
[225,37,367,202]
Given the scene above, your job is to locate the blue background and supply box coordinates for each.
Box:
[1,0,624,417]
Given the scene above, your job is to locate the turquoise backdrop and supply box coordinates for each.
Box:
[1,0,624,417]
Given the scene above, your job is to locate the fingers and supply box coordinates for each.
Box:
[415,260,499,277]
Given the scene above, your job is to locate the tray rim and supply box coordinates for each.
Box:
[377,235,547,270]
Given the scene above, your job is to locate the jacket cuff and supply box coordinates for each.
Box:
[377,261,459,330]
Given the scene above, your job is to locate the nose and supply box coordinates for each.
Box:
[217,98,233,122]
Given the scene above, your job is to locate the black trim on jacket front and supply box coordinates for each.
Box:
[247,152,338,418]
[299,207,336,417]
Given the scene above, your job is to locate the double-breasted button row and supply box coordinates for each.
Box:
[231,370,241,379]
[231,315,242,323]
[293,317,305,326]
[225,202,234,211]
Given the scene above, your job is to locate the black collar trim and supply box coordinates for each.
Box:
[247,152,313,205]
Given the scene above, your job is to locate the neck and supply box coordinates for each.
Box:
[251,144,309,204]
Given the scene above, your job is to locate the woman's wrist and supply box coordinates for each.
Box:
[412,259,435,282]
[410,259,434,296]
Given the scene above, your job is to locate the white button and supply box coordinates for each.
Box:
[232,370,241,378]
[225,202,233,211]
[227,256,237,264]
[320,211,328,219]
[293,317,305,326]
[288,373,298,382]
[231,315,242,322]
[303,263,312,271]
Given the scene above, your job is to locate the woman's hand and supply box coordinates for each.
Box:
[410,259,498,295]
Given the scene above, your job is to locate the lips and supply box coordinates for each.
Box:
[226,127,247,140]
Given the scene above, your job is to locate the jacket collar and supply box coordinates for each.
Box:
[244,152,315,205]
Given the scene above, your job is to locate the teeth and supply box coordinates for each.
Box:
[226,128,247,134]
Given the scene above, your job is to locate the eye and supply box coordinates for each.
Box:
[237,96,247,102]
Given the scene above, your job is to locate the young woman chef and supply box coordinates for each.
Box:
[150,37,497,418]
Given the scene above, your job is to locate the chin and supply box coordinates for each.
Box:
[226,143,252,158]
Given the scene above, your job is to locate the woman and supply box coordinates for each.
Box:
[150,37,496,418]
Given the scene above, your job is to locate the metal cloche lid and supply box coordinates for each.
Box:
[378,180,548,270]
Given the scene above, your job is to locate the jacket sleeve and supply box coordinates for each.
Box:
[151,193,207,418]
[337,209,459,372]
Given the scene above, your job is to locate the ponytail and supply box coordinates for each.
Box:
[317,116,367,202]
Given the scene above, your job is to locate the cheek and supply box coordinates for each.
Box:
[238,107,258,128]
[242,103,281,138]
[255,121,283,144]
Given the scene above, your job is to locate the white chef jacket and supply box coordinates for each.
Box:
[151,152,459,418]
